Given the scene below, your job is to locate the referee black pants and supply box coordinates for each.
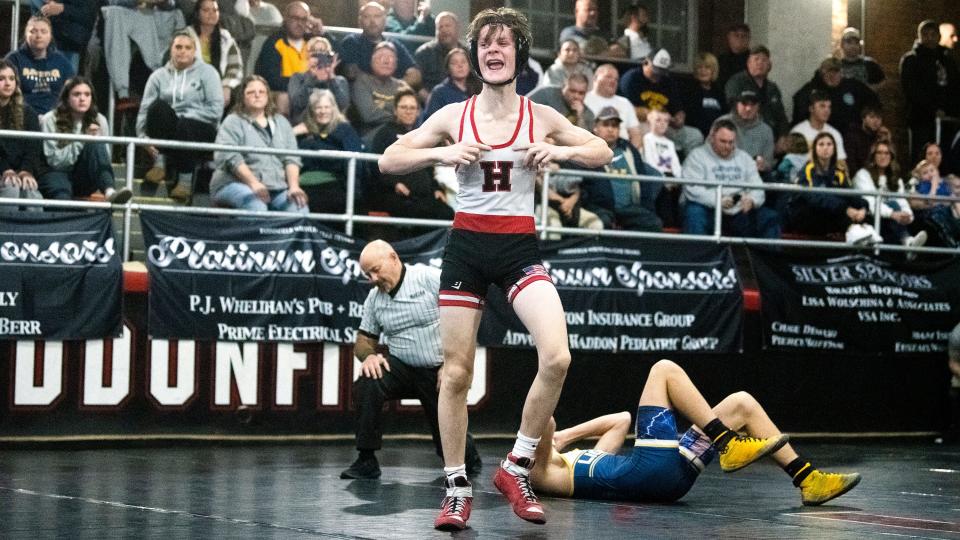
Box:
[353,356,478,461]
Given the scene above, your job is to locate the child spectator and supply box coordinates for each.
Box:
[775,133,809,182]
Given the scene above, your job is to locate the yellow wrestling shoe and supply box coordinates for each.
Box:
[800,470,861,506]
[718,434,789,472]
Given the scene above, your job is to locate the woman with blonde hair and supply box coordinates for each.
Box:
[680,52,727,136]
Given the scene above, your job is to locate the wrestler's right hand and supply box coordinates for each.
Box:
[435,141,491,166]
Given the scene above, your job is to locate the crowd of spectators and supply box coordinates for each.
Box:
[0,1,959,248]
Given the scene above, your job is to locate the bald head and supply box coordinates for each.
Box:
[286,1,309,15]
[284,2,310,39]
[360,239,395,264]
[359,240,403,292]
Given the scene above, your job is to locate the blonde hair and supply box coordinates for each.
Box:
[911,159,937,179]
[307,36,333,54]
[694,52,719,82]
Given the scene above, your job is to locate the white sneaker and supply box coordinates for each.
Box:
[904,230,927,261]
[106,187,133,204]
[904,230,928,248]
[845,224,874,245]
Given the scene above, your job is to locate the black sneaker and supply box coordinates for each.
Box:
[340,454,381,479]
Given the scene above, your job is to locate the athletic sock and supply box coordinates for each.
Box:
[358,449,376,461]
[702,418,735,450]
[511,431,539,460]
[444,464,467,482]
[443,465,471,497]
[501,432,539,476]
[783,457,814,487]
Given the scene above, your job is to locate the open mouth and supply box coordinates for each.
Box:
[486,60,505,71]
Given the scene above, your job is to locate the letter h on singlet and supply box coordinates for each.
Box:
[479,161,513,192]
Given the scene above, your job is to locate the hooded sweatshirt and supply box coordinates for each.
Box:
[4,44,75,115]
[136,58,224,137]
[717,111,774,166]
[682,143,765,214]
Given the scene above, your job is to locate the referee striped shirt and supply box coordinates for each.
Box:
[358,264,443,368]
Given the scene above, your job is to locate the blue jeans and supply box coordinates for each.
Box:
[212,182,308,213]
[683,200,781,238]
[39,142,114,199]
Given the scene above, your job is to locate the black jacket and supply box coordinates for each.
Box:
[49,0,98,53]
[792,71,880,132]
[0,103,46,177]
[899,42,960,124]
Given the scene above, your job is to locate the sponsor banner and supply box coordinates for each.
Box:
[0,210,121,340]
[141,211,444,343]
[750,250,960,353]
[142,212,741,352]
[478,236,743,353]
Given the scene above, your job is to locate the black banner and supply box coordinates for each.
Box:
[750,249,960,354]
[143,211,363,342]
[142,213,742,352]
[478,236,743,353]
[0,210,121,340]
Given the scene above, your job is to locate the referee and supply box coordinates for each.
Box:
[341,240,482,479]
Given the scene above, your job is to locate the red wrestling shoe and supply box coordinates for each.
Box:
[434,476,472,531]
[493,453,546,524]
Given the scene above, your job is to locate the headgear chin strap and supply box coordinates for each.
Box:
[469,30,530,87]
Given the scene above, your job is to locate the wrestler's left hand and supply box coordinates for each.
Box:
[513,142,572,170]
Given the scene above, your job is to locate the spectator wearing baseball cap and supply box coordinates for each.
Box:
[724,45,789,137]
[838,27,885,87]
[575,105,664,232]
[716,89,775,177]
[791,55,880,132]
[618,48,683,123]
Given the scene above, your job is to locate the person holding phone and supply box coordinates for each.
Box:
[682,117,780,238]
[287,36,349,123]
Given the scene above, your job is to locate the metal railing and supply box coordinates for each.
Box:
[1,128,959,261]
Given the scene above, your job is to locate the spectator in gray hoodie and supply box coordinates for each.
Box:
[210,74,306,212]
[717,89,774,179]
[682,118,780,238]
[137,30,224,201]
